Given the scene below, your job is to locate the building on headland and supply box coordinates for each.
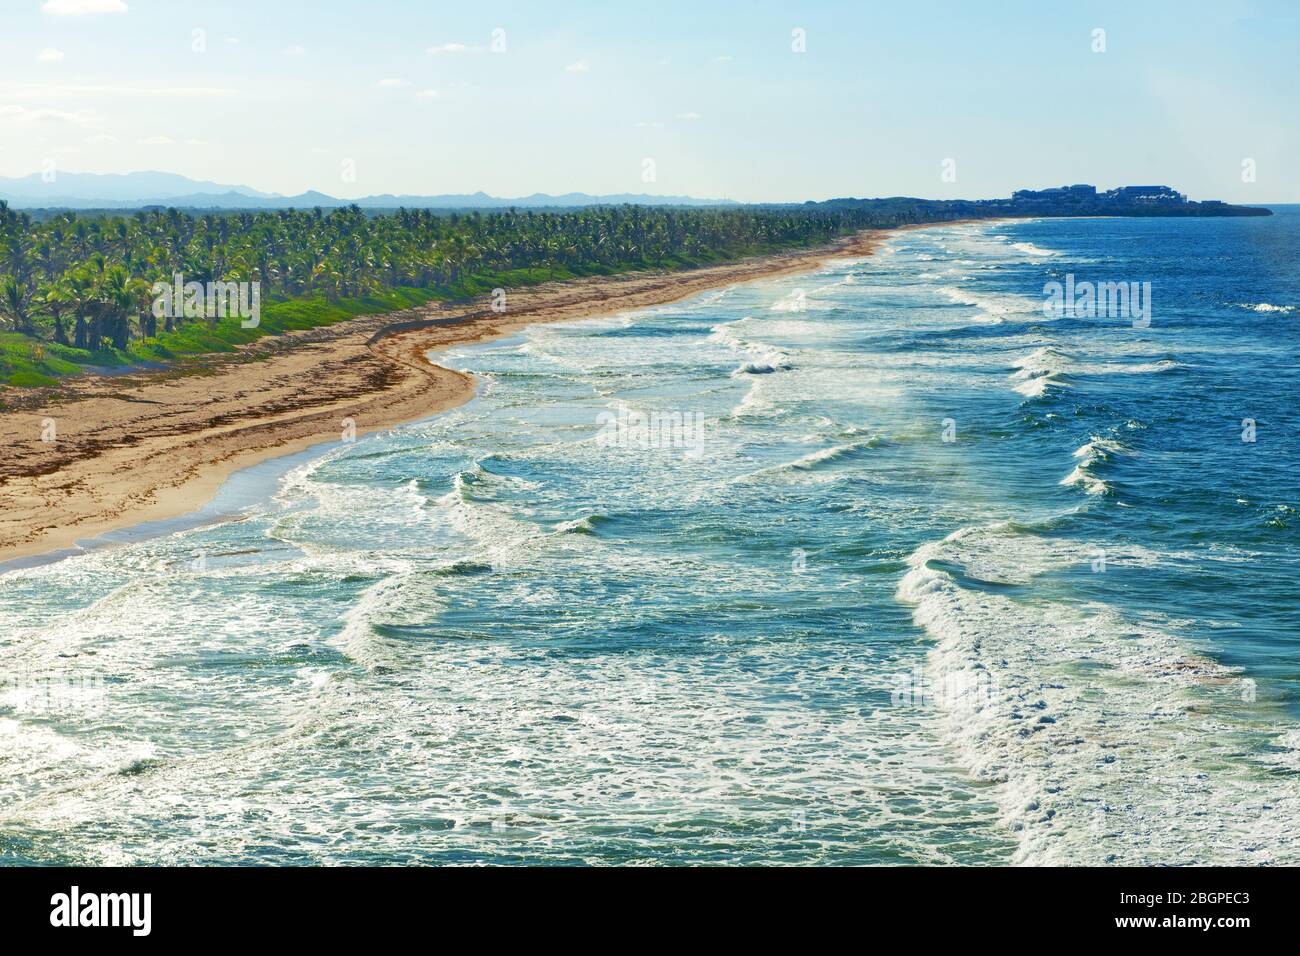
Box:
[817,185,1267,218]
[1102,185,1187,203]
[1012,184,1097,201]
[1011,184,1186,205]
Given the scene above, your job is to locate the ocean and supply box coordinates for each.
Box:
[2,210,1297,865]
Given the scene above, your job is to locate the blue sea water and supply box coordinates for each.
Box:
[2,211,1297,865]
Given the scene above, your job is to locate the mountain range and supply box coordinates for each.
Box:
[0,171,736,210]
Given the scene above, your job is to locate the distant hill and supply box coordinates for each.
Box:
[0,172,1269,217]
[0,171,276,204]
[0,172,737,210]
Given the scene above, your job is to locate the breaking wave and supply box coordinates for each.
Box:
[898,523,1300,864]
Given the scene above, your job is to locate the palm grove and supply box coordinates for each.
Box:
[0,198,985,379]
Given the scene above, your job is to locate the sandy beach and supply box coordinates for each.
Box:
[0,228,889,564]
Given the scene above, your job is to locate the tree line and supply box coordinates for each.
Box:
[0,199,991,352]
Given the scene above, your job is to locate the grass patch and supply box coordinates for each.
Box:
[1,287,444,385]
[0,333,112,387]
[124,286,444,364]
[0,239,828,387]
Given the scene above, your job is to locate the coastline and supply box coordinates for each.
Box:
[0,225,930,566]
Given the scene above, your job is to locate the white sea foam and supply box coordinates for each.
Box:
[1057,437,1133,496]
[708,321,746,351]
[335,563,417,669]
[1071,436,1134,464]
[1009,346,1071,396]
[898,523,1300,865]
[710,318,798,382]
[1237,302,1298,314]
[939,286,1039,323]
[769,288,830,312]
[1009,241,1058,257]
[1008,347,1180,399]
[730,380,773,418]
[1058,464,1109,495]
[733,357,792,376]
[737,437,881,483]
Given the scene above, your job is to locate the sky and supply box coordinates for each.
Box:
[0,0,1296,202]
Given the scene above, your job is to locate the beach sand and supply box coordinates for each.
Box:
[0,229,890,563]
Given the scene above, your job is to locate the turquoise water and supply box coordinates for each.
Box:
[2,212,1298,865]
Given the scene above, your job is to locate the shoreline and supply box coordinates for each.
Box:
[0,221,992,567]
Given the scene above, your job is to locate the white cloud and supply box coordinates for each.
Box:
[41,0,127,15]
[0,104,96,126]
[37,48,65,63]
[676,111,702,120]
[85,132,119,144]
[137,135,174,145]
[0,83,233,98]
[283,45,306,56]
[415,89,439,99]
[564,60,590,73]
[377,78,411,88]
[636,121,664,129]
[714,55,734,63]
[427,42,472,54]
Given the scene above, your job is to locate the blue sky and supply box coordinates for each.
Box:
[1,0,1296,201]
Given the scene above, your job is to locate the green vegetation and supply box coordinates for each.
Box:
[0,199,990,386]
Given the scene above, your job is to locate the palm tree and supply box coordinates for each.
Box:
[98,266,135,349]
[37,281,71,345]
[0,275,34,334]
[64,270,98,351]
